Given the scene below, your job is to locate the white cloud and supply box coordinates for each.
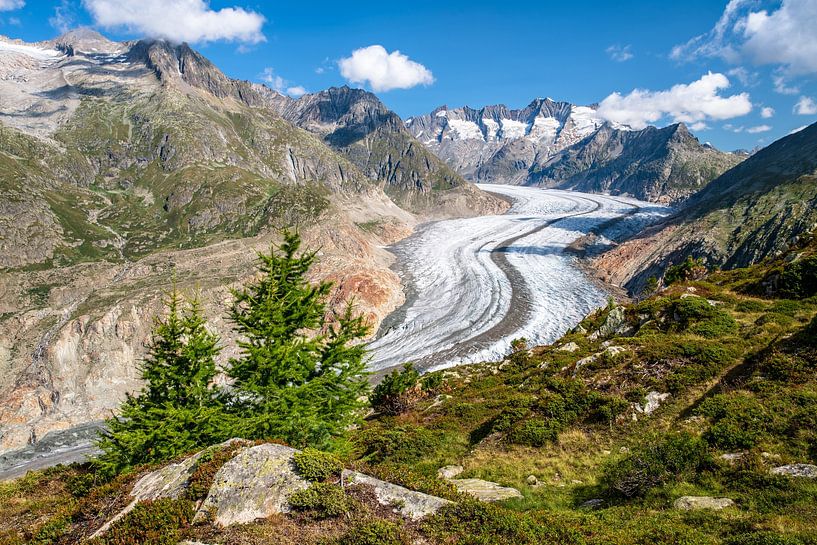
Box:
[259,68,306,98]
[727,66,757,86]
[0,0,23,11]
[789,125,808,134]
[597,72,752,130]
[760,106,775,118]
[772,74,800,95]
[742,0,817,76]
[83,0,265,43]
[338,45,434,92]
[690,121,709,131]
[747,124,772,133]
[50,0,76,33]
[606,44,633,62]
[794,96,817,115]
[673,0,817,76]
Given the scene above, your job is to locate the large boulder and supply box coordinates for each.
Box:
[673,496,735,510]
[450,478,523,502]
[343,470,451,520]
[196,444,309,526]
[770,464,817,478]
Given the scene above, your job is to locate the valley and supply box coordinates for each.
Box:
[369,185,668,372]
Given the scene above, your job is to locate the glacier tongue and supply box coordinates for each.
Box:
[368,185,668,373]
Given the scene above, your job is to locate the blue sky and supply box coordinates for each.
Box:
[1,0,816,151]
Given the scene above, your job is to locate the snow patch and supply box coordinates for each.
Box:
[0,40,63,62]
[499,118,528,139]
[447,119,483,140]
[528,115,561,142]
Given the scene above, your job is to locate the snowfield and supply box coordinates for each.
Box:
[368,185,668,373]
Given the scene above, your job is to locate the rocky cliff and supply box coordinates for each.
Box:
[593,122,817,291]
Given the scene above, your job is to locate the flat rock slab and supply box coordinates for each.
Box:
[197,444,309,527]
[770,464,817,478]
[343,470,451,520]
[673,496,735,510]
[450,478,523,502]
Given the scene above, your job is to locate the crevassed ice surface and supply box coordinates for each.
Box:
[368,184,669,373]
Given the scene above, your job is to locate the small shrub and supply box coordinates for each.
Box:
[508,419,559,447]
[293,448,343,482]
[371,363,421,415]
[288,483,352,519]
[697,394,771,450]
[356,425,442,464]
[66,472,97,497]
[665,256,707,285]
[601,432,710,498]
[92,498,193,545]
[778,256,817,299]
[736,300,766,313]
[334,519,408,545]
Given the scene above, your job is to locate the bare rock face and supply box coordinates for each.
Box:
[449,478,523,502]
[343,470,452,520]
[770,464,817,478]
[673,496,735,510]
[196,444,309,527]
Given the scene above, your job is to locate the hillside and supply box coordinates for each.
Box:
[271,87,501,216]
[3,230,816,545]
[530,123,744,204]
[594,122,817,291]
[0,31,502,454]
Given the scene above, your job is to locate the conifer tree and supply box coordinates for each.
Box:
[96,287,223,475]
[226,231,370,448]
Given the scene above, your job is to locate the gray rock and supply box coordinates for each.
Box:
[636,391,670,415]
[343,470,451,520]
[450,478,523,502]
[526,475,539,486]
[197,444,309,527]
[557,342,580,353]
[580,498,604,509]
[770,464,817,478]
[673,496,735,510]
[437,465,464,480]
[589,306,628,340]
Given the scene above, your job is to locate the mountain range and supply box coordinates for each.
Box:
[407,100,743,204]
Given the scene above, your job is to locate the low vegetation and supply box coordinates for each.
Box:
[2,233,817,545]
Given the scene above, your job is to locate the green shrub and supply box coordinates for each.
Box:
[334,520,408,545]
[293,448,343,482]
[65,472,97,498]
[736,300,766,313]
[288,483,352,519]
[371,363,421,415]
[91,498,193,545]
[697,394,771,450]
[601,432,711,498]
[508,419,559,447]
[356,425,442,464]
[665,256,707,285]
[778,256,817,299]
[29,515,72,545]
[671,297,738,338]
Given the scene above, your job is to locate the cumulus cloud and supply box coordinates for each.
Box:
[260,68,306,98]
[596,72,752,130]
[338,45,434,92]
[673,0,817,76]
[746,124,772,133]
[606,44,633,62]
[83,0,265,43]
[0,0,23,11]
[795,96,817,115]
[760,106,775,118]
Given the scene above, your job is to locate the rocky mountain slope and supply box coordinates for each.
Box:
[406,98,608,184]
[530,123,744,204]
[594,122,817,291]
[408,100,741,204]
[270,86,501,215]
[0,31,501,454]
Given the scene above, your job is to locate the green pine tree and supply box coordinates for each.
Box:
[226,231,371,448]
[95,287,224,475]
